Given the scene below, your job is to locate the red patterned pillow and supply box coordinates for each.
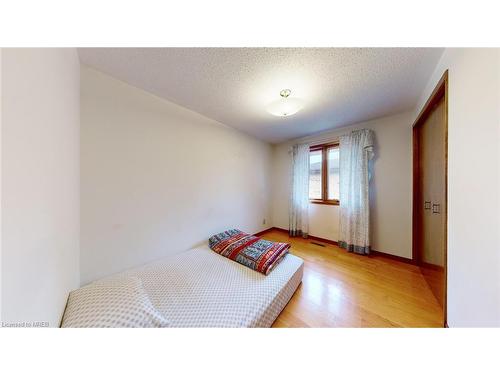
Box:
[209,229,290,275]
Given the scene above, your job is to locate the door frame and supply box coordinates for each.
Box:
[412,70,448,327]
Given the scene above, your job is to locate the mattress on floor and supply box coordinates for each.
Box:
[104,245,304,328]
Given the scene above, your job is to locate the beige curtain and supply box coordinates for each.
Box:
[338,129,375,254]
[289,143,310,237]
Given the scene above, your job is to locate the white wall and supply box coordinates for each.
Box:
[0,48,3,323]
[80,66,273,285]
[1,48,80,327]
[414,48,500,327]
[272,112,414,258]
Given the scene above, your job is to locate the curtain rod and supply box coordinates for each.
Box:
[289,127,371,149]
[288,136,340,149]
[287,136,340,154]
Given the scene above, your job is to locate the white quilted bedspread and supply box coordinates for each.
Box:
[104,245,304,327]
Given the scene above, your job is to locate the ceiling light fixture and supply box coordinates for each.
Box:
[267,89,304,117]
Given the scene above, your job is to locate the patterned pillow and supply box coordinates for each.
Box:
[61,277,170,328]
[209,229,290,275]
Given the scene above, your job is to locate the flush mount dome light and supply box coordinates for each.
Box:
[266,89,304,117]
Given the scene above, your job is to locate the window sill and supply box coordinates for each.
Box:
[309,199,340,206]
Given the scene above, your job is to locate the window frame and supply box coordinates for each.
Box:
[309,142,340,205]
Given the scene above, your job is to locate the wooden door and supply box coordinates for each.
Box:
[413,71,448,327]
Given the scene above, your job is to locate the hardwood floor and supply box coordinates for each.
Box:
[262,230,443,328]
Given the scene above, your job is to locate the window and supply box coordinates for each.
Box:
[327,146,340,200]
[309,143,340,204]
[309,149,322,200]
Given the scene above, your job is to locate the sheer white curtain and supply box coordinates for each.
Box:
[338,129,375,254]
[289,143,310,238]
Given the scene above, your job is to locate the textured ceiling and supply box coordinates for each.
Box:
[78,48,443,143]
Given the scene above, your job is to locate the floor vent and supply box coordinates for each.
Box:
[311,241,326,247]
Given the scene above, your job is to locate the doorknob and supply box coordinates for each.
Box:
[432,203,440,214]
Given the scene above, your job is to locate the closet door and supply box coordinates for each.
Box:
[413,71,448,327]
[419,97,446,305]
